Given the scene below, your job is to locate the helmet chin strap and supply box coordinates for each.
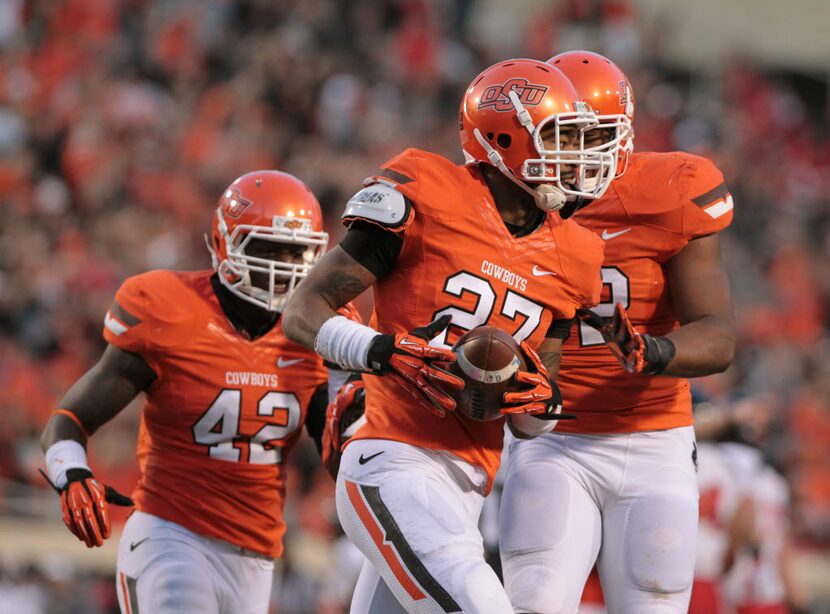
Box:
[473,128,566,212]
[535,184,569,212]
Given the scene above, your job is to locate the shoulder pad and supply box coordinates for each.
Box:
[342,183,411,229]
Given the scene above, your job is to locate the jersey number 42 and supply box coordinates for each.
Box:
[192,390,301,464]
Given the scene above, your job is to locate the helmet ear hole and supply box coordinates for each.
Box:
[496,133,512,149]
[486,132,494,141]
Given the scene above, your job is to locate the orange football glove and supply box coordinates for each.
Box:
[578,304,675,374]
[336,301,363,324]
[366,315,464,417]
[322,375,366,478]
[41,468,133,548]
[607,302,645,373]
[501,341,569,420]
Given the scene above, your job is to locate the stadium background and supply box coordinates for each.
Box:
[0,0,828,612]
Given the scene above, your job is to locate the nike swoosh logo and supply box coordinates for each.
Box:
[358,451,385,465]
[398,339,420,347]
[531,265,559,277]
[130,538,149,552]
[601,228,632,240]
[277,357,304,368]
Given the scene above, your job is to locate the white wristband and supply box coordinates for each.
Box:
[508,413,558,438]
[314,315,381,371]
[45,440,91,489]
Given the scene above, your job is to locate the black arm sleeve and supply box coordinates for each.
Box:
[546,317,576,339]
[339,220,403,279]
[304,383,329,455]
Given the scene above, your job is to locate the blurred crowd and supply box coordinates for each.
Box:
[0,0,828,612]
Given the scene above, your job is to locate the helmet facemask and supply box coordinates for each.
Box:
[576,113,634,197]
[525,108,621,201]
[211,208,328,312]
[471,91,607,211]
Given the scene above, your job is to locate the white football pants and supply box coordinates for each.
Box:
[116,510,274,614]
[336,439,513,614]
[500,426,699,614]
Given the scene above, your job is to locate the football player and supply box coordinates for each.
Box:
[40,171,351,614]
[498,51,737,613]
[282,58,605,612]
[696,397,804,614]
[690,440,746,614]
[720,451,796,614]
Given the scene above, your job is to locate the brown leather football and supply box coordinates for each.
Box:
[448,326,527,421]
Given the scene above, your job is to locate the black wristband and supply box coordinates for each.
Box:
[535,380,563,420]
[642,335,676,374]
[65,468,94,483]
[366,334,395,373]
[546,317,575,339]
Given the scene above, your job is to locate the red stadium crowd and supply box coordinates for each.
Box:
[0,1,828,612]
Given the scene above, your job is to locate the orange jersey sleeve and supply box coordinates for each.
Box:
[615,152,733,258]
[103,270,195,375]
[677,156,734,240]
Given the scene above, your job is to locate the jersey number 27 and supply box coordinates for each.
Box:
[430,271,545,348]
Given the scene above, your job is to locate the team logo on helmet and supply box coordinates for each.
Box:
[282,219,304,229]
[222,188,253,218]
[478,78,549,112]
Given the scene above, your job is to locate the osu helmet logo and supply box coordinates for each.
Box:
[222,188,253,218]
[283,219,304,229]
[478,78,549,112]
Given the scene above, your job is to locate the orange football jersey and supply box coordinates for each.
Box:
[103,270,328,557]
[343,148,604,490]
[557,151,734,434]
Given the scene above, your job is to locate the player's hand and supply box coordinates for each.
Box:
[41,468,133,548]
[607,302,646,373]
[578,304,675,374]
[366,315,464,417]
[322,375,366,478]
[336,302,362,324]
[501,341,572,420]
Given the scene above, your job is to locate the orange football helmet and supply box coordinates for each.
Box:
[459,58,608,209]
[547,51,634,195]
[208,171,328,312]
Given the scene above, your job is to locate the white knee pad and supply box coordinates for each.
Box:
[501,556,570,614]
[500,463,578,555]
[624,494,698,594]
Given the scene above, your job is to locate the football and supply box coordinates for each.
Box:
[448,326,527,421]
